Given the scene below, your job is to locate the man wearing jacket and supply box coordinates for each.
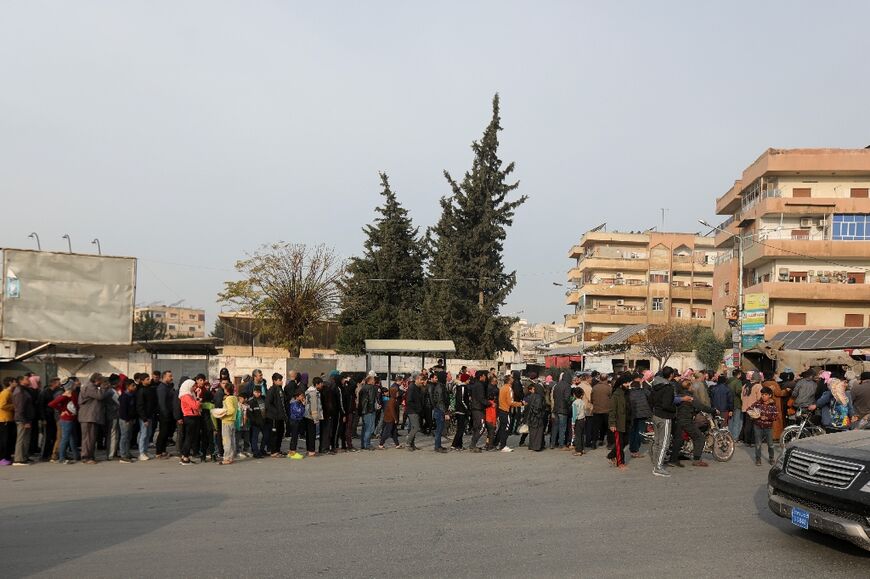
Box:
[404,371,426,451]
[12,378,36,465]
[468,370,491,453]
[430,375,450,453]
[670,380,715,468]
[154,371,175,459]
[135,373,158,460]
[650,367,678,477]
[37,378,62,462]
[451,374,471,451]
[79,373,113,464]
[265,373,286,457]
[548,373,573,449]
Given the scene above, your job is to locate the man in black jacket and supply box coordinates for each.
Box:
[135,373,158,460]
[320,376,340,454]
[265,373,286,457]
[468,370,491,453]
[404,372,425,451]
[154,371,175,458]
[669,380,714,468]
[650,367,682,477]
[549,373,573,449]
[430,375,449,453]
[451,374,471,450]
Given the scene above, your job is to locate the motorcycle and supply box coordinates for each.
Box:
[779,408,849,448]
[644,412,734,462]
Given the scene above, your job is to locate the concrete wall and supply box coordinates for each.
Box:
[334,355,495,376]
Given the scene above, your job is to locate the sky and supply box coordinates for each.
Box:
[3,1,870,329]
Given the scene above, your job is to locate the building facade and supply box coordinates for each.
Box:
[134,305,206,338]
[566,230,716,345]
[712,148,870,340]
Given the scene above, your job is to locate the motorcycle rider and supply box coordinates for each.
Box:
[669,379,716,468]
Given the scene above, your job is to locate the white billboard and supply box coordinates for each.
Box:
[1,249,137,344]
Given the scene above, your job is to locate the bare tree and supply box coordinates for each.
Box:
[218,243,345,356]
[636,323,693,369]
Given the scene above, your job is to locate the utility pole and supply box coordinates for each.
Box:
[660,208,669,231]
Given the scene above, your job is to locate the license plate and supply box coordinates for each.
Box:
[791,507,810,529]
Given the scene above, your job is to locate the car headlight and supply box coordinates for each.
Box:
[774,453,785,470]
[861,480,870,494]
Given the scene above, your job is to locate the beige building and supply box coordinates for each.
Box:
[566,230,716,345]
[712,148,870,339]
[509,319,575,363]
[134,305,206,338]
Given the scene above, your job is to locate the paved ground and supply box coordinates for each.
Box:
[2,432,867,578]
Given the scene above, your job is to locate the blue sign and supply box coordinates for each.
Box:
[791,507,810,529]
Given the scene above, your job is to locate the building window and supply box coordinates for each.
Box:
[198,314,206,321]
[832,214,870,241]
[649,271,669,283]
[848,272,866,284]
[786,312,806,326]
[188,326,196,331]
[652,297,664,311]
[169,313,177,318]
[672,307,684,318]
[691,308,707,319]
[788,271,808,283]
[844,314,865,327]
[792,187,811,198]
[724,282,730,296]
[168,324,176,330]
[851,188,869,198]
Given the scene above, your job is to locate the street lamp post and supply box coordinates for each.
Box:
[91,238,102,255]
[28,232,41,251]
[61,234,72,253]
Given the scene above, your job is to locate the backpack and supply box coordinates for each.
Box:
[831,403,851,428]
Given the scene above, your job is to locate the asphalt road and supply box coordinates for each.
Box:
[2,432,867,578]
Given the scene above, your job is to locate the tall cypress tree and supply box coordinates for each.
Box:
[337,173,424,353]
[424,94,527,358]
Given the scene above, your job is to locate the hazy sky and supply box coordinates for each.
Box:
[3,2,870,329]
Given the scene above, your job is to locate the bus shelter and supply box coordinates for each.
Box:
[363,339,456,383]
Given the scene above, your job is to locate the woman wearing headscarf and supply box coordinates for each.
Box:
[768,370,794,440]
[814,377,853,429]
[178,379,201,465]
[741,371,763,445]
[525,383,547,451]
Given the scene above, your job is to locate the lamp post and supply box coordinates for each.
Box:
[28,232,41,251]
[61,234,72,253]
[91,238,102,255]
[699,219,748,367]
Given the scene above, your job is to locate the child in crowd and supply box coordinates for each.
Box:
[571,388,587,456]
[237,394,251,458]
[220,380,238,465]
[287,392,305,460]
[748,386,779,466]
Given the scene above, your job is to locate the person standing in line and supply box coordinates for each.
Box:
[608,376,633,470]
[265,373,286,458]
[48,380,80,464]
[378,380,402,449]
[12,377,36,465]
[709,375,733,431]
[303,377,323,457]
[0,377,18,465]
[669,379,714,469]
[154,370,175,459]
[286,391,305,459]
[248,386,267,458]
[358,375,379,451]
[727,369,744,441]
[104,376,121,461]
[525,383,547,451]
[741,372,763,445]
[218,379,238,465]
[450,373,471,451]
[320,375,340,454]
[37,378,62,462]
[650,367,678,477]
[571,387,588,456]
[590,375,613,450]
[135,373,158,461]
[178,379,201,465]
[338,374,357,452]
[627,373,652,459]
[78,373,113,464]
[404,372,426,451]
[118,378,138,463]
[496,374,523,452]
[468,370,490,453]
[430,373,450,453]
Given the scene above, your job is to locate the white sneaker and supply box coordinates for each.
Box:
[501,446,514,453]
[139,454,150,461]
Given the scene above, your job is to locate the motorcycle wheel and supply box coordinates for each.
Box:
[779,426,803,449]
[711,432,734,462]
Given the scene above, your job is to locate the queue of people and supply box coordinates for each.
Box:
[2,364,867,475]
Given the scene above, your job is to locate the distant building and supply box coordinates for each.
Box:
[135,305,206,338]
[510,319,574,363]
[217,312,339,358]
[566,229,716,346]
[712,148,870,339]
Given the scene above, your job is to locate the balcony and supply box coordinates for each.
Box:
[568,244,583,259]
[567,281,650,303]
[573,255,649,273]
[671,254,716,273]
[670,284,713,301]
[566,307,649,327]
[742,238,870,268]
[744,281,870,303]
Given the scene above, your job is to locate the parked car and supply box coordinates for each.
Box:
[768,429,870,551]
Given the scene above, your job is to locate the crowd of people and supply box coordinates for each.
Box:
[1,363,867,478]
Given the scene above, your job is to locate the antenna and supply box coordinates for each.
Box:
[169,299,186,307]
[660,208,669,231]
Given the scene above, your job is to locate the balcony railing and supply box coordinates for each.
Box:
[579,306,648,316]
[578,277,648,288]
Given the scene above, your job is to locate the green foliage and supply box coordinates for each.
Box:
[336,173,425,354]
[693,327,730,371]
[133,312,167,341]
[422,94,527,358]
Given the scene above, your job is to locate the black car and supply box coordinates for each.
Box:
[768,429,870,551]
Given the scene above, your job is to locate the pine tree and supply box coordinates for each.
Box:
[424,94,527,358]
[336,173,425,353]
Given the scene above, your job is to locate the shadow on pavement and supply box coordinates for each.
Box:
[1,491,226,578]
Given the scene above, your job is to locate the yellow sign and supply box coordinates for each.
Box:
[744,293,769,310]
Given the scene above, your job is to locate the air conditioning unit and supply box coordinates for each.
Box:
[818,218,827,227]
[616,299,625,306]
[799,217,813,228]
[615,272,624,278]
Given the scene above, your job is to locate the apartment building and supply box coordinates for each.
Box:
[134,305,206,338]
[712,148,870,339]
[566,230,716,344]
